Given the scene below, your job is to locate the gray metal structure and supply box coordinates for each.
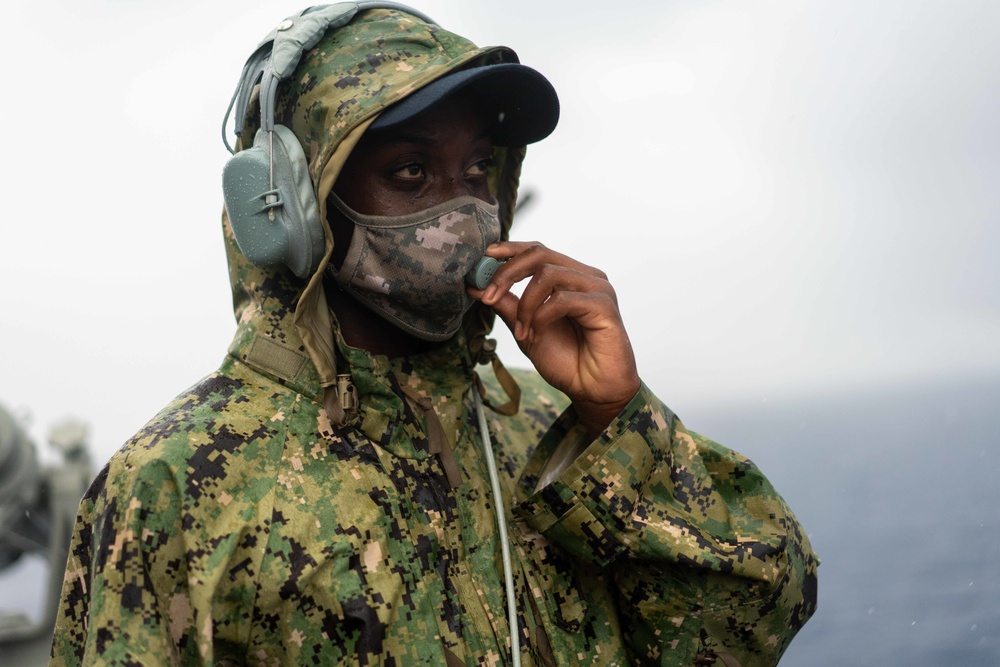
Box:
[0,404,92,665]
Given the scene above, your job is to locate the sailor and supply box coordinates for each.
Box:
[50,5,817,665]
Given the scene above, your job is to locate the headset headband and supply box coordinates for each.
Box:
[221,2,436,154]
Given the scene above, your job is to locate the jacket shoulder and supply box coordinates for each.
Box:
[105,362,308,504]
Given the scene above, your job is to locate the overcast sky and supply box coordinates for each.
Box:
[2,0,998,464]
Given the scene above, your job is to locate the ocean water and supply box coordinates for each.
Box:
[679,372,1000,666]
[2,372,998,665]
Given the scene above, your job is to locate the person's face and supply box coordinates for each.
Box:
[328,92,495,267]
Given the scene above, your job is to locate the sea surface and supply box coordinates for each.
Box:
[680,371,1000,666]
[2,372,998,665]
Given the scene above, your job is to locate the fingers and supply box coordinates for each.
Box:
[477,242,613,305]
[482,288,522,337]
[484,241,608,288]
[527,288,619,340]
[514,264,615,340]
[473,242,618,341]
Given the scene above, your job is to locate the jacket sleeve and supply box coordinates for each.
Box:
[49,456,214,667]
[514,382,819,666]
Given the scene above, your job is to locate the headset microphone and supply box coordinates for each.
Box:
[466,256,504,290]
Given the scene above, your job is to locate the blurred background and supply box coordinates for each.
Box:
[1,0,998,664]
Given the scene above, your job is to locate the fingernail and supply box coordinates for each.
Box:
[514,320,523,340]
[483,285,497,302]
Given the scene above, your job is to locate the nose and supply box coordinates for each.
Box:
[439,172,472,200]
[431,163,491,204]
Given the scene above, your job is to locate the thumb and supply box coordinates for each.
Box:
[484,290,521,336]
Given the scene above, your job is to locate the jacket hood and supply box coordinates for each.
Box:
[221,7,530,410]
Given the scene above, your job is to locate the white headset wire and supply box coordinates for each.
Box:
[473,388,521,667]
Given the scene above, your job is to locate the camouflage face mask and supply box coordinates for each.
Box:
[327,193,501,341]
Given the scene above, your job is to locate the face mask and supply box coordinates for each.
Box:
[326,192,501,341]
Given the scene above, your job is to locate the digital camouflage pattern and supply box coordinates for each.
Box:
[328,192,502,341]
[50,7,818,666]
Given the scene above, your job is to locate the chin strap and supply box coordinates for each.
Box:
[473,384,521,667]
[472,338,521,416]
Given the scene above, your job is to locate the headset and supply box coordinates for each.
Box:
[221,3,435,279]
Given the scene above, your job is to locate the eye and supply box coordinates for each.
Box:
[392,162,424,180]
[466,156,495,178]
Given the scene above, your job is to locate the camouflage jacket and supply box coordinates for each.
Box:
[50,8,817,666]
[50,334,817,666]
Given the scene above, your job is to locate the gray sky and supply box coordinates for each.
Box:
[2,0,998,464]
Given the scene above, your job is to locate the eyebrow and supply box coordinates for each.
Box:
[380,133,437,147]
[375,128,492,148]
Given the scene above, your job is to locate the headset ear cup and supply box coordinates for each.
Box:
[221,126,325,279]
[267,125,325,278]
[222,3,441,278]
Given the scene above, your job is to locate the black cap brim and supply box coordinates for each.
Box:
[369,63,559,146]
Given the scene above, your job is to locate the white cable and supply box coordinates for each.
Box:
[473,389,521,667]
[267,130,276,221]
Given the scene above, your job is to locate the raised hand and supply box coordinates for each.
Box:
[471,241,641,438]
